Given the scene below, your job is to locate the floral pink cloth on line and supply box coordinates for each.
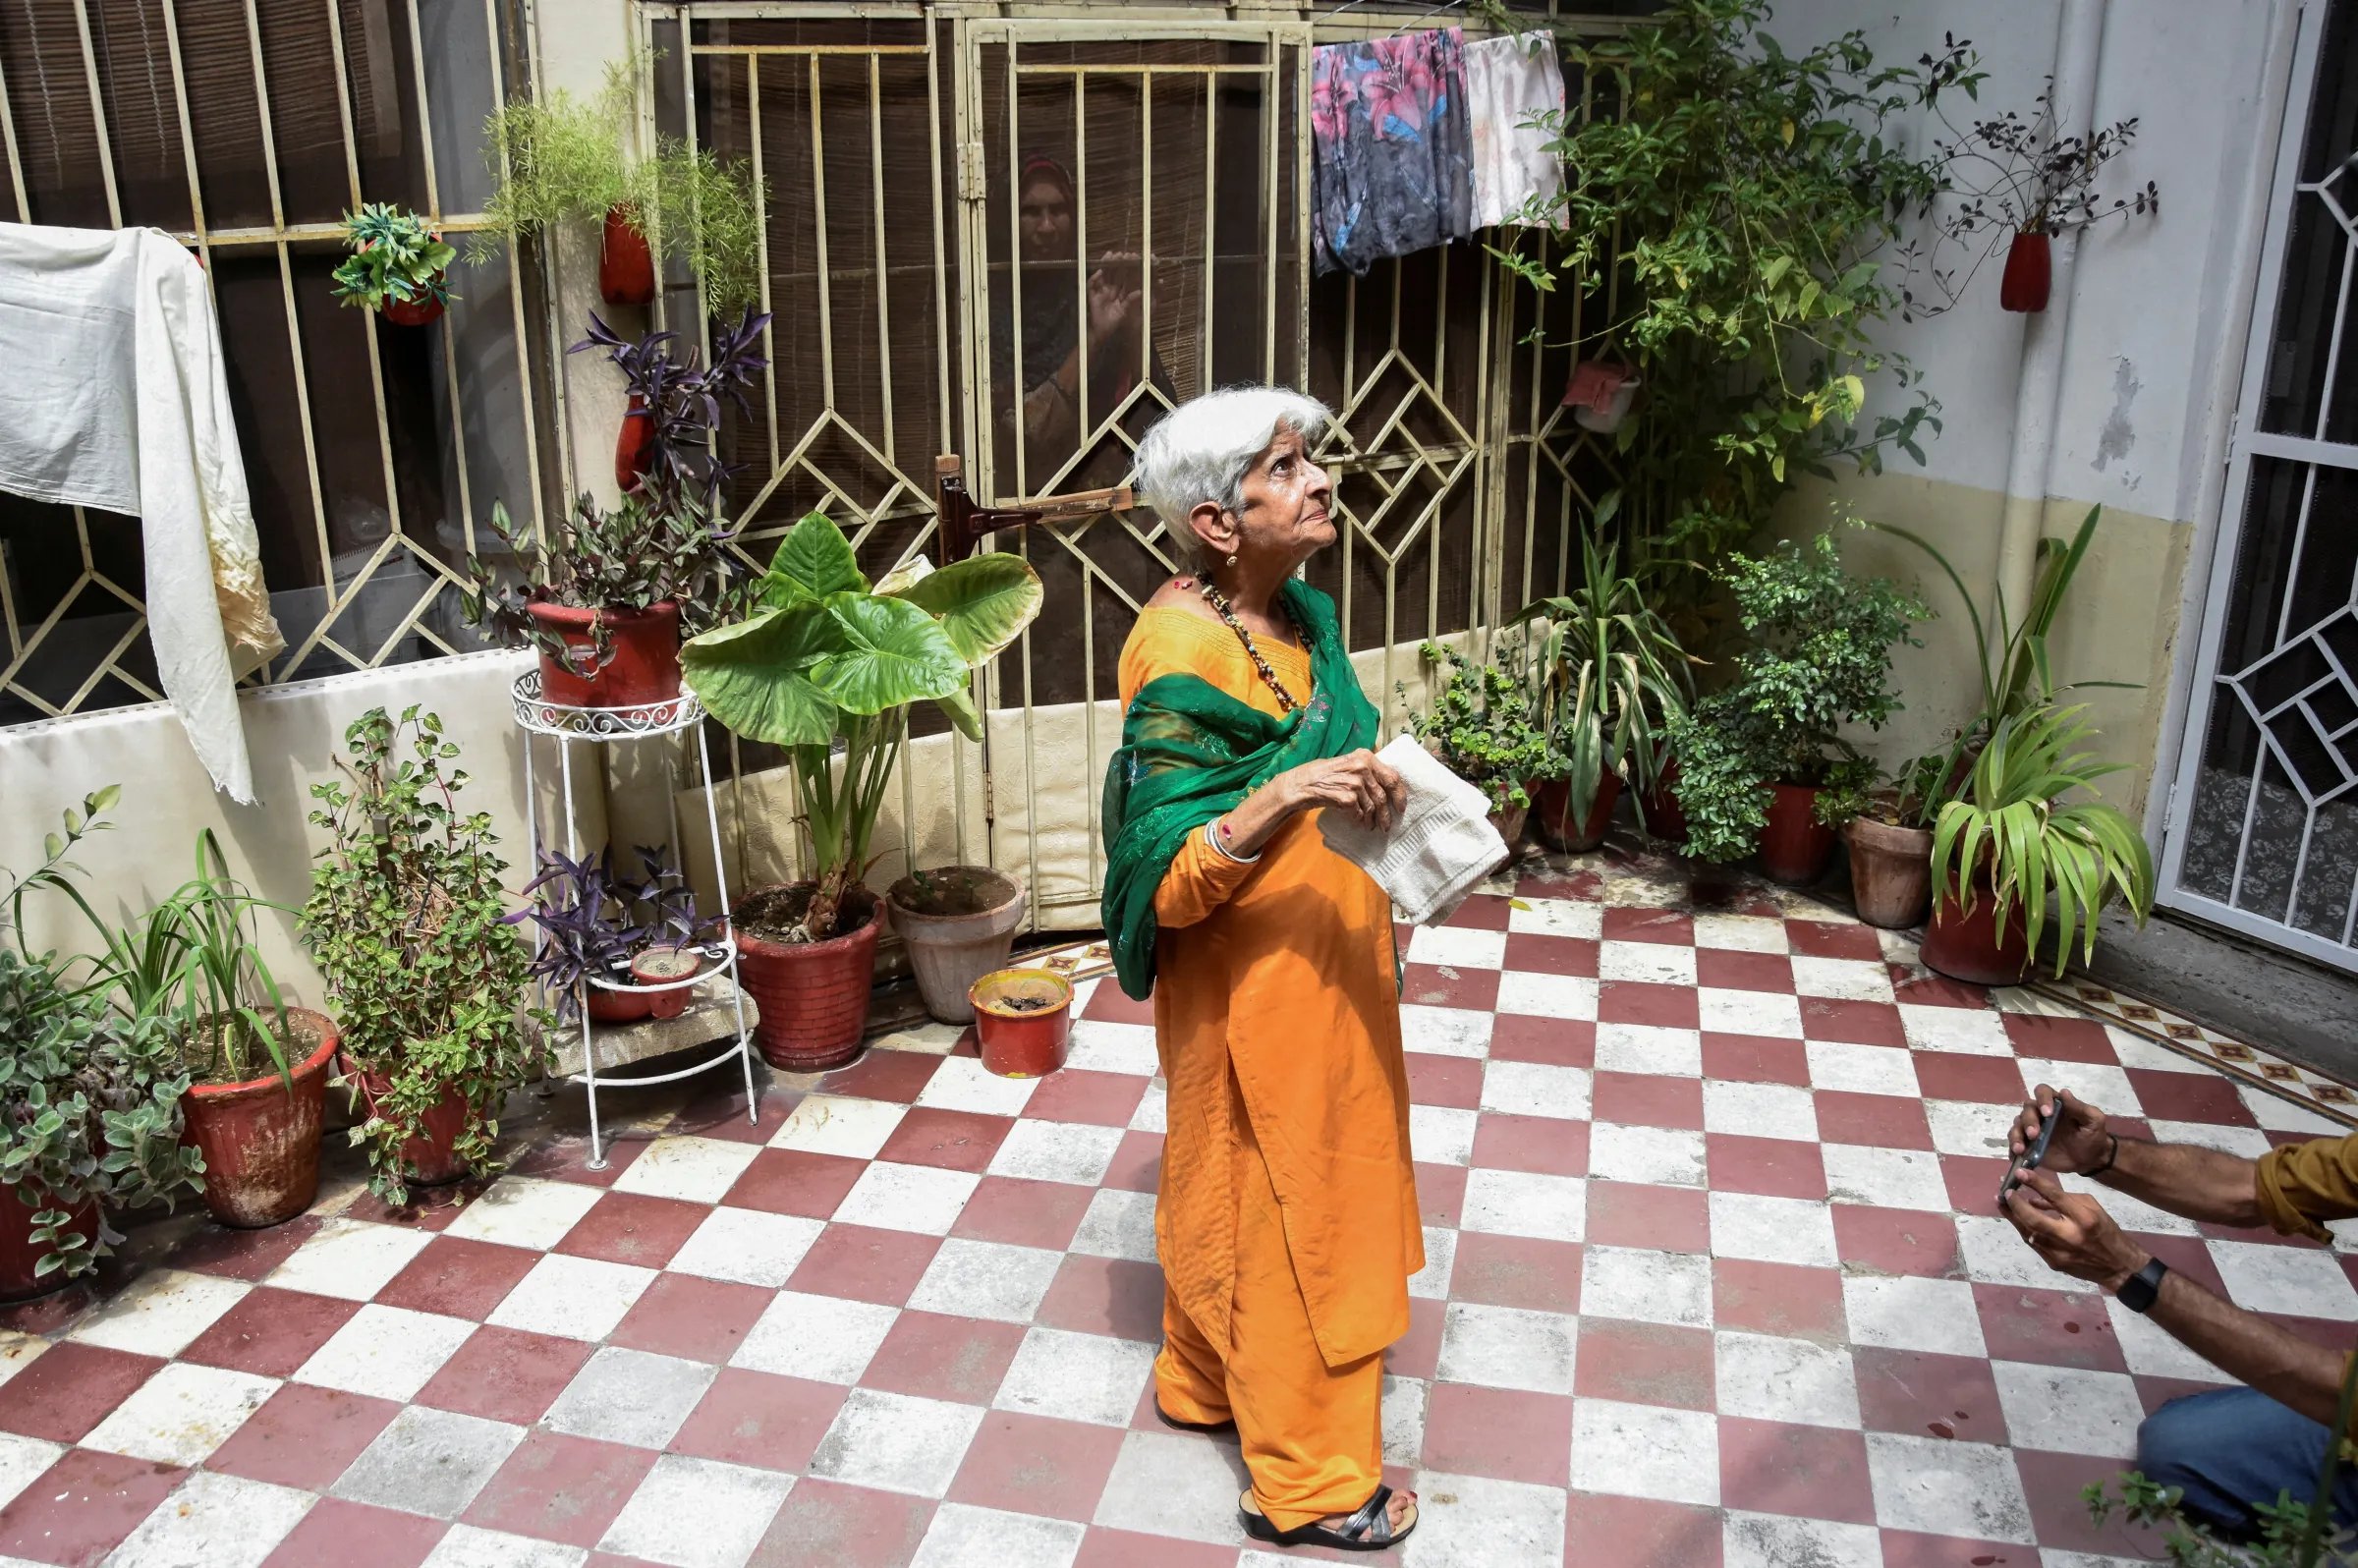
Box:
[1311,28,1474,276]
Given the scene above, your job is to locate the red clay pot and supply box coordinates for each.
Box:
[344,1057,474,1187]
[0,1190,98,1302]
[381,276,447,327]
[970,969,1073,1079]
[616,393,655,494]
[1921,877,2033,986]
[599,206,657,306]
[1760,782,1838,885]
[631,948,704,1022]
[1531,770,1621,853]
[1637,759,1687,845]
[1999,230,2051,313]
[1845,816,1934,930]
[734,885,881,1072]
[526,600,682,710]
[585,980,655,1026]
[179,1011,340,1229]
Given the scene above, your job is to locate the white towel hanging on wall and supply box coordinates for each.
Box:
[0,223,283,802]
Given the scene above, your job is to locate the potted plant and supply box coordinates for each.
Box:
[886,868,1028,1026]
[568,308,769,501]
[1859,505,2122,929]
[1671,528,1929,882]
[681,514,1044,1070]
[332,203,456,326]
[511,846,714,1026]
[301,706,542,1204]
[1507,522,1696,853]
[0,792,204,1296]
[1401,641,1556,850]
[1922,702,2154,985]
[478,59,762,314]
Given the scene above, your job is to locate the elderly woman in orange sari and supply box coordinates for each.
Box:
[1099,386,1420,1551]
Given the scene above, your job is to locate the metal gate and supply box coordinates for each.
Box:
[2161,0,2358,969]
[655,4,1605,930]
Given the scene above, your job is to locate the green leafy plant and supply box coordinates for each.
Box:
[478,58,765,317]
[1,791,204,1279]
[1928,701,2154,974]
[1669,528,1930,861]
[1506,516,1699,822]
[332,203,456,312]
[301,707,542,1205]
[1401,643,1557,814]
[681,515,1044,942]
[1495,0,1976,580]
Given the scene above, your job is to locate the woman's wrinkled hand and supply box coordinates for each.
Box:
[1280,750,1408,833]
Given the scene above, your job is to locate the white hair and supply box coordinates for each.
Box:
[1133,386,1333,558]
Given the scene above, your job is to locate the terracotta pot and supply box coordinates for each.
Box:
[970,969,1073,1079]
[599,205,657,306]
[888,868,1027,1025]
[1999,230,2051,313]
[585,974,655,1025]
[0,1190,98,1302]
[615,393,655,494]
[1531,769,1621,853]
[1637,759,1687,845]
[381,284,446,327]
[631,948,704,1022]
[526,600,682,709]
[343,1056,474,1187]
[734,885,882,1071]
[1921,876,2033,986]
[1845,816,1934,930]
[178,1010,340,1229]
[1760,782,1838,885]
[1488,800,1530,851]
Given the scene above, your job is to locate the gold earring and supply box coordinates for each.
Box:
[1225,552,1237,567]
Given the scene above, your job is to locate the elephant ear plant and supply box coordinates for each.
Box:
[681,513,1044,941]
[301,706,543,1204]
[1,789,203,1282]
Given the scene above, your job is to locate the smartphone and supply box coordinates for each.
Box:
[1998,1104,2059,1206]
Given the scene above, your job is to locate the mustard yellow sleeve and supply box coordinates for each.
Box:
[2254,1135,2358,1243]
[1153,824,1260,929]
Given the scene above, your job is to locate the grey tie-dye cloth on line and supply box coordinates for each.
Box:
[1310,27,1475,277]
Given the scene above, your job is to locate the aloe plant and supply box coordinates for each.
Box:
[681,514,1043,940]
[1929,701,2154,974]
[1505,522,1698,824]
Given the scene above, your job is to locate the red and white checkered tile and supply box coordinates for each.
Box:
[3,853,2353,1568]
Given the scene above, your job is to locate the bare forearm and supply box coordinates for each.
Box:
[2102,1137,2264,1228]
[1216,780,1299,858]
[2145,1269,2347,1428]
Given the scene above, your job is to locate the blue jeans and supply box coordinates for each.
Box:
[2140,1387,2358,1540]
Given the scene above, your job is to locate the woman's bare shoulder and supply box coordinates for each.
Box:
[1143,578,1221,622]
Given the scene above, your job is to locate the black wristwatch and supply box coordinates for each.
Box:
[2116,1258,2169,1314]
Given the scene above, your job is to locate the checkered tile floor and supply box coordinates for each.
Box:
[4,847,2355,1568]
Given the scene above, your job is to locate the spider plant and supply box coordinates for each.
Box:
[1929,701,2155,975]
[1504,518,1698,824]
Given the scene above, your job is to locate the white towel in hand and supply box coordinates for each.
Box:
[1319,734,1509,925]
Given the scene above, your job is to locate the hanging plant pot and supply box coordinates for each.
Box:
[1845,816,1934,929]
[1637,759,1687,846]
[525,599,682,709]
[1921,875,2033,986]
[1999,230,2051,313]
[178,1011,341,1229]
[888,868,1027,1025]
[733,884,882,1071]
[343,1057,474,1188]
[1531,769,1621,853]
[631,946,705,1022]
[1760,782,1837,885]
[381,280,447,327]
[615,393,655,494]
[599,206,657,306]
[970,969,1074,1079]
[0,1190,98,1303]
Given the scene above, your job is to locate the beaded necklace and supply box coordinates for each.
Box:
[1199,579,1304,712]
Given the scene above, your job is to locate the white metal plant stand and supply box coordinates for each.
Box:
[512,670,758,1167]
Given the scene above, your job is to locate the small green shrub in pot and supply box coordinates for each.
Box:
[1400,641,1556,819]
[301,707,543,1205]
[332,203,456,319]
[1670,529,1930,868]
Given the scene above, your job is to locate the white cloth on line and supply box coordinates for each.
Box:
[1462,31,1567,231]
[1319,734,1509,926]
[0,223,283,803]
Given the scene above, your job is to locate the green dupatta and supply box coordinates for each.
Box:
[1099,579,1377,1000]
